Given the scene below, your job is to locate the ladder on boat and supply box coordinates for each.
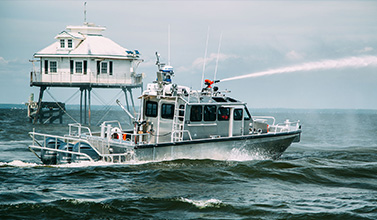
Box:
[171,97,186,142]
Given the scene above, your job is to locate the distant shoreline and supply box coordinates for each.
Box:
[0,103,376,113]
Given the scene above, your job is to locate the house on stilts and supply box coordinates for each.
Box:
[27,22,143,124]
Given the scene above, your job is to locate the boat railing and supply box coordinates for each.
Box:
[252,116,276,125]
[29,131,101,160]
[29,130,138,163]
[269,120,301,133]
[68,123,93,137]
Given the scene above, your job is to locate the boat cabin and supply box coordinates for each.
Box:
[140,86,252,144]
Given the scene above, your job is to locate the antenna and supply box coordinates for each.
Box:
[84,2,87,23]
[200,26,210,90]
[168,24,171,65]
[214,31,223,81]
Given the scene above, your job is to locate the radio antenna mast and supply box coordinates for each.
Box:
[200,26,210,90]
[168,24,171,65]
[84,2,87,23]
[214,31,223,81]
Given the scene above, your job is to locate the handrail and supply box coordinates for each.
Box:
[68,123,92,136]
[252,116,276,125]
[29,131,103,156]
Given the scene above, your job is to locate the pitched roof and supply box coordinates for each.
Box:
[34,24,140,60]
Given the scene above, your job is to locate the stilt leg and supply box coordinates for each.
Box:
[33,86,46,124]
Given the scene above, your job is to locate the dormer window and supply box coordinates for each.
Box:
[60,39,65,48]
[68,39,73,48]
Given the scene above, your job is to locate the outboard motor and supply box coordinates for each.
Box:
[41,137,64,165]
[71,142,100,163]
[56,143,74,164]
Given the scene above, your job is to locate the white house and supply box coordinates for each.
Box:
[31,22,143,88]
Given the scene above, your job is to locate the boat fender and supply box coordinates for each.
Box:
[257,128,263,134]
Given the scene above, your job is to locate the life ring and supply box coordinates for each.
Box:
[111,127,121,139]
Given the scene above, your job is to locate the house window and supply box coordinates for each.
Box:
[68,39,73,48]
[44,60,48,74]
[60,39,65,48]
[161,103,174,119]
[101,62,108,74]
[234,109,243,121]
[109,61,113,75]
[70,60,74,74]
[218,107,230,121]
[190,105,202,122]
[75,61,83,73]
[83,60,87,75]
[204,105,217,121]
[50,61,57,73]
[145,101,158,117]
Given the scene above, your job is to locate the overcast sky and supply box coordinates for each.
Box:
[1,0,377,109]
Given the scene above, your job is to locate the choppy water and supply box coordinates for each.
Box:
[1,108,377,219]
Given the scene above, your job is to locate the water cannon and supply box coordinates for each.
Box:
[204,79,220,89]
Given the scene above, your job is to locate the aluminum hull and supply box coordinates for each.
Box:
[126,131,300,161]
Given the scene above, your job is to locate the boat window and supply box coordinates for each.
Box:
[218,107,230,121]
[227,97,238,103]
[244,108,251,120]
[212,97,227,102]
[145,101,158,117]
[190,105,202,122]
[234,108,243,120]
[204,105,217,121]
[161,103,174,119]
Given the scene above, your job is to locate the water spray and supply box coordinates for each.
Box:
[220,56,377,82]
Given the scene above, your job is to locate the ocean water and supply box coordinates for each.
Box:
[0,107,377,219]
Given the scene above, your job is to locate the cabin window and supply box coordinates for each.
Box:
[190,105,202,122]
[68,39,73,48]
[49,61,57,73]
[161,103,174,119]
[60,39,65,48]
[234,109,243,120]
[75,61,83,73]
[218,107,230,121]
[145,101,158,117]
[204,105,217,121]
[244,108,251,120]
